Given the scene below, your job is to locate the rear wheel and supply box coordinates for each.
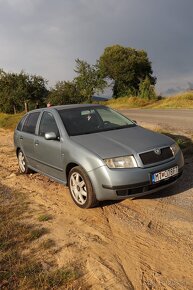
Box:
[68,166,98,208]
[18,150,31,174]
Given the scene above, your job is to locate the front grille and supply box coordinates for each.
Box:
[140,147,173,165]
[116,171,182,196]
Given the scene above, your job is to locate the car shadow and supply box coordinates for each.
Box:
[163,132,193,157]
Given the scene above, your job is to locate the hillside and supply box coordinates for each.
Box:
[147,91,193,109]
[103,91,193,109]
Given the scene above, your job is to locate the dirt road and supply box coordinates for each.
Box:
[0,128,193,289]
[120,109,193,132]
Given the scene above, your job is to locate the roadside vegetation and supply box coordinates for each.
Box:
[147,91,193,109]
[101,96,156,109]
[0,91,193,130]
[0,185,79,289]
[0,112,24,130]
[102,91,193,109]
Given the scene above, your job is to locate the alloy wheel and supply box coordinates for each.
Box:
[69,172,87,205]
[18,151,26,173]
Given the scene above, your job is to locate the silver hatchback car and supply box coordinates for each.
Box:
[14,104,184,208]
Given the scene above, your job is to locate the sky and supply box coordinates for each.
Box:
[0,0,193,95]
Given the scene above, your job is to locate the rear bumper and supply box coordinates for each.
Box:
[88,150,184,201]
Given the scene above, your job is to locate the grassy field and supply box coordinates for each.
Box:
[0,112,24,130]
[101,96,156,109]
[102,91,193,109]
[147,91,193,109]
[0,185,78,289]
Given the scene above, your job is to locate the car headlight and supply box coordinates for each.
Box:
[104,155,137,168]
[170,143,180,156]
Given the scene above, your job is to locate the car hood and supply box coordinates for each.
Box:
[70,126,174,159]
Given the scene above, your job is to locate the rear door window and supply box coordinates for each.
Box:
[22,112,40,134]
[17,115,27,131]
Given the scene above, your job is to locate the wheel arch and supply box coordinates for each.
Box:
[16,147,21,157]
[66,162,79,185]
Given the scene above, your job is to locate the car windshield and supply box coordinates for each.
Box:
[57,106,136,136]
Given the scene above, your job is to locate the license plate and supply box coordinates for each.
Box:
[152,166,178,184]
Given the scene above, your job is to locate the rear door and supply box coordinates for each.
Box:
[19,112,41,169]
[34,111,64,180]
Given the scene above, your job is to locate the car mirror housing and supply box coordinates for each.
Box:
[44,132,57,140]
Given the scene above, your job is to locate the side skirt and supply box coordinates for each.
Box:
[28,165,67,186]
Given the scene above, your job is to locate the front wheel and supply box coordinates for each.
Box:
[68,166,98,209]
[17,150,31,174]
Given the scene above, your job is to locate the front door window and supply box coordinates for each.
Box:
[39,111,60,140]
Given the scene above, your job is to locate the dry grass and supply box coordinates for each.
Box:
[0,185,79,289]
[38,214,53,222]
[100,91,193,109]
[40,239,56,250]
[101,96,155,109]
[0,112,24,130]
[146,91,193,109]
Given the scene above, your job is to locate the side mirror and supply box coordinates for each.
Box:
[45,132,57,140]
[132,120,137,124]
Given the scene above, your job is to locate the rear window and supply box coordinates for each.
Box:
[22,112,40,134]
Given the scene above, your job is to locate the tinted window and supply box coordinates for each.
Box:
[17,115,27,131]
[58,106,135,136]
[39,111,60,139]
[22,112,40,134]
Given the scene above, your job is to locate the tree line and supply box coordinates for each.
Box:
[0,45,156,114]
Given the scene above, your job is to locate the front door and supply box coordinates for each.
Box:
[34,111,64,181]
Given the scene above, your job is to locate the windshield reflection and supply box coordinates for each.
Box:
[57,106,136,136]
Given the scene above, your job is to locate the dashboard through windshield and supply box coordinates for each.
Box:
[57,106,136,136]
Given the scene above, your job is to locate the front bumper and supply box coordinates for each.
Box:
[88,150,184,201]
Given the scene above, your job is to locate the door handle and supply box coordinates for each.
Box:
[35,140,39,146]
[19,136,23,140]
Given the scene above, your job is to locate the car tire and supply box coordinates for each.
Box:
[68,166,98,209]
[17,150,31,174]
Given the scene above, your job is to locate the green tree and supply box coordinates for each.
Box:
[27,75,49,109]
[0,70,48,113]
[99,45,156,98]
[47,81,84,105]
[138,77,157,99]
[74,59,107,103]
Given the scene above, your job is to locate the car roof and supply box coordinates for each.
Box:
[28,104,106,114]
[53,103,105,111]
